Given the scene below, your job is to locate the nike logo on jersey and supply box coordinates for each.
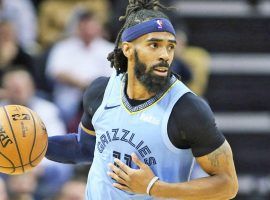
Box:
[104,105,120,110]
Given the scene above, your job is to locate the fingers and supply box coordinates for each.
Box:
[108,162,129,182]
[131,153,145,169]
[114,158,132,174]
[112,182,132,192]
[107,171,127,185]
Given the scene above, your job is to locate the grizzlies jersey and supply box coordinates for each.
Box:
[86,72,195,200]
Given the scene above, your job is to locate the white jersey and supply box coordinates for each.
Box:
[86,72,195,199]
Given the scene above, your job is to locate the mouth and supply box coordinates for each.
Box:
[153,66,169,76]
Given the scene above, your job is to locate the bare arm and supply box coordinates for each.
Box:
[108,140,238,200]
[150,140,238,200]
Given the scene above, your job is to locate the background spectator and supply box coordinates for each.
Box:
[174,24,211,97]
[53,178,86,200]
[0,0,37,52]
[38,0,110,49]
[0,177,8,200]
[7,171,38,200]
[0,21,34,81]
[46,10,114,126]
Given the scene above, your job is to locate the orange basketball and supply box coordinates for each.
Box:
[0,105,48,175]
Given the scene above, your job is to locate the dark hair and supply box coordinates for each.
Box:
[1,65,33,86]
[78,10,95,22]
[107,0,170,75]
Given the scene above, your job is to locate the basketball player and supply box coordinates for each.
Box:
[46,0,238,199]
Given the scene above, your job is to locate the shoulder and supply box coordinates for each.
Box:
[173,92,213,120]
[83,76,110,100]
[170,92,225,157]
[83,76,110,115]
[171,92,218,138]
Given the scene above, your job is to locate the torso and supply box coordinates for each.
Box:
[86,72,195,200]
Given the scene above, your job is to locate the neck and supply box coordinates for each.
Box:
[79,35,95,46]
[126,65,155,100]
[82,39,92,46]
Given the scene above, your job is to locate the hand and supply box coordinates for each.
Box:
[108,153,155,194]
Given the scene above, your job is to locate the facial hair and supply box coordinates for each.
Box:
[134,50,171,94]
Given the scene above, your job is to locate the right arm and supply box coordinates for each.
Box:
[45,124,96,164]
[45,76,109,164]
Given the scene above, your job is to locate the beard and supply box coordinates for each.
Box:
[134,50,171,94]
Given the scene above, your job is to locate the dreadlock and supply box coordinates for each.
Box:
[107,0,170,75]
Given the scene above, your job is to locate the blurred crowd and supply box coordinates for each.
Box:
[0,0,210,199]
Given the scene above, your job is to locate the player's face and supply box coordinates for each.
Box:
[132,32,176,93]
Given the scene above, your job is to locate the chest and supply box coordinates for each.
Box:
[94,104,166,152]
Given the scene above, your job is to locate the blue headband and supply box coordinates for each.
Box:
[121,18,176,42]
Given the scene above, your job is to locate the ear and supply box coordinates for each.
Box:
[122,42,133,58]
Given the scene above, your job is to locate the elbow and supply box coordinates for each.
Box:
[224,173,239,199]
[227,183,238,199]
[230,178,239,199]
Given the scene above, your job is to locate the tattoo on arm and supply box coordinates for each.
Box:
[207,145,230,167]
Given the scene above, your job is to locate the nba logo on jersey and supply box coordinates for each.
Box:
[156,19,163,29]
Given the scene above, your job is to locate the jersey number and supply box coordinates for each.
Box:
[113,151,131,167]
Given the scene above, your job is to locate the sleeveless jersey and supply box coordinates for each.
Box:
[86,72,195,200]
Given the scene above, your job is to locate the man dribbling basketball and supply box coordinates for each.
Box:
[46,0,238,199]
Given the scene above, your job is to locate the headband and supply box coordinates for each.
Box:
[121,18,176,42]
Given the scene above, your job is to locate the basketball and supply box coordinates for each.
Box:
[0,105,48,175]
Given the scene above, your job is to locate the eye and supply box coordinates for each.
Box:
[168,44,175,51]
[150,43,158,49]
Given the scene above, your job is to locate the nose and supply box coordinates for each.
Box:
[159,47,169,62]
